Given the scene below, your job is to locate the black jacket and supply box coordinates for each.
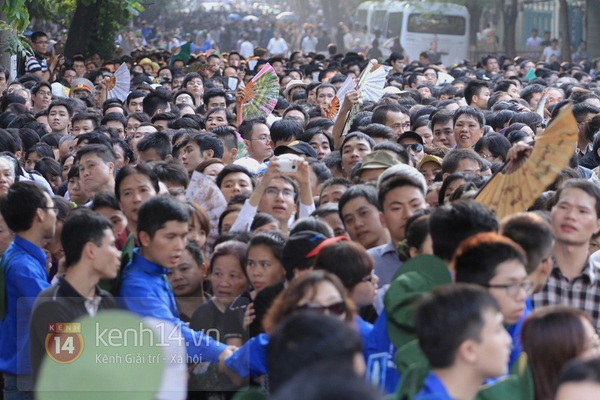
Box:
[29,276,118,383]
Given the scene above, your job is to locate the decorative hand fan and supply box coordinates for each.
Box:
[106,63,130,102]
[236,63,279,124]
[343,60,390,134]
[183,62,209,74]
[475,104,577,220]
[326,76,356,121]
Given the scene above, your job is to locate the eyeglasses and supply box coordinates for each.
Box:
[298,301,346,316]
[126,126,138,133]
[248,136,271,144]
[361,271,376,283]
[587,333,600,351]
[482,280,533,297]
[264,187,295,198]
[403,143,424,153]
[424,73,437,78]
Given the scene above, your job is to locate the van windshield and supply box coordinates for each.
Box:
[407,14,466,35]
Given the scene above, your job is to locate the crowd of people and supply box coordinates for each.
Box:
[1,18,600,400]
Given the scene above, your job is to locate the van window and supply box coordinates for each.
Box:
[407,14,466,35]
[386,12,403,37]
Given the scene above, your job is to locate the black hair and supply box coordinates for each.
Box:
[34,156,61,180]
[463,80,489,105]
[454,232,527,286]
[114,163,160,201]
[453,106,485,127]
[270,119,303,145]
[142,89,171,117]
[282,105,310,126]
[289,217,334,238]
[377,174,426,211]
[238,117,267,141]
[556,358,600,394]
[554,178,600,217]
[0,181,49,233]
[473,132,511,162]
[500,212,553,274]
[338,184,380,224]
[371,104,409,126]
[430,200,499,261]
[306,158,332,186]
[126,90,146,106]
[47,99,74,118]
[267,312,363,393]
[441,149,483,175]
[216,164,257,191]
[202,88,227,107]
[137,195,189,240]
[250,212,280,232]
[415,284,501,368]
[520,84,545,105]
[62,208,114,268]
[136,131,172,160]
[90,191,121,211]
[184,132,224,159]
[153,161,189,189]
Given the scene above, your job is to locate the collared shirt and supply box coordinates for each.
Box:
[29,277,117,382]
[117,249,227,363]
[532,257,600,332]
[413,371,454,400]
[25,53,48,74]
[0,235,49,375]
[368,240,402,287]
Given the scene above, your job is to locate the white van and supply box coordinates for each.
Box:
[358,1,470,66]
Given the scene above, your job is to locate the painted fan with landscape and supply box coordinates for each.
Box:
[475,104,578,220]
[106,63,130,102]
[236,63,279,124]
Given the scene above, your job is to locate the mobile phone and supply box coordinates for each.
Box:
[279,159,298,173]
[228,77,239,90]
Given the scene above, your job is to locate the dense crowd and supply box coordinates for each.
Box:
[1,22,600,400]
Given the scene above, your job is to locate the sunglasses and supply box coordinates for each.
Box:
[298,301,346,316]
[403,143,424,153]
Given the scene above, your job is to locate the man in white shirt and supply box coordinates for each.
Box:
[542,39,561,63]
[301,28,318,53]
[239,33,254,59]
[267,30,288,57]
[526,29,543,60]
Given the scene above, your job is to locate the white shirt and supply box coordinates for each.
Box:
[542,46,561,63]
[239,40,254,58]
[301,36,318,52]
[267,37,288,55]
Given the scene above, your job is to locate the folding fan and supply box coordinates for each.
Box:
[325,76,356,121]
[475,104,577,220]
[236,63,279,124]
[342,60,390,134]
[106,63,130,102]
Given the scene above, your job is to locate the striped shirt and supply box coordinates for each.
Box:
[25,53,48,74]
[531,257,600,333]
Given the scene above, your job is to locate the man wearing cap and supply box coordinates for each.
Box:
[267,30,288,58]
[71,78,95,100]
[283,80,307,102]
[397,131,426,164]
[419,155,442,186]
[354,151,399,184]
[274,140,318,160]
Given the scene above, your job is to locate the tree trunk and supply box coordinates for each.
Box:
[63,0,102,59]
[558,0,571,62]
[468,5,483,49]
[504,0,518,57]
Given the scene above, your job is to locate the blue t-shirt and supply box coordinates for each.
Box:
[506,297,532,369]
[413,371,455,400]
[365,310,399,394]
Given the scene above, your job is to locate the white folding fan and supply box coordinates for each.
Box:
[107,63,130,102]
